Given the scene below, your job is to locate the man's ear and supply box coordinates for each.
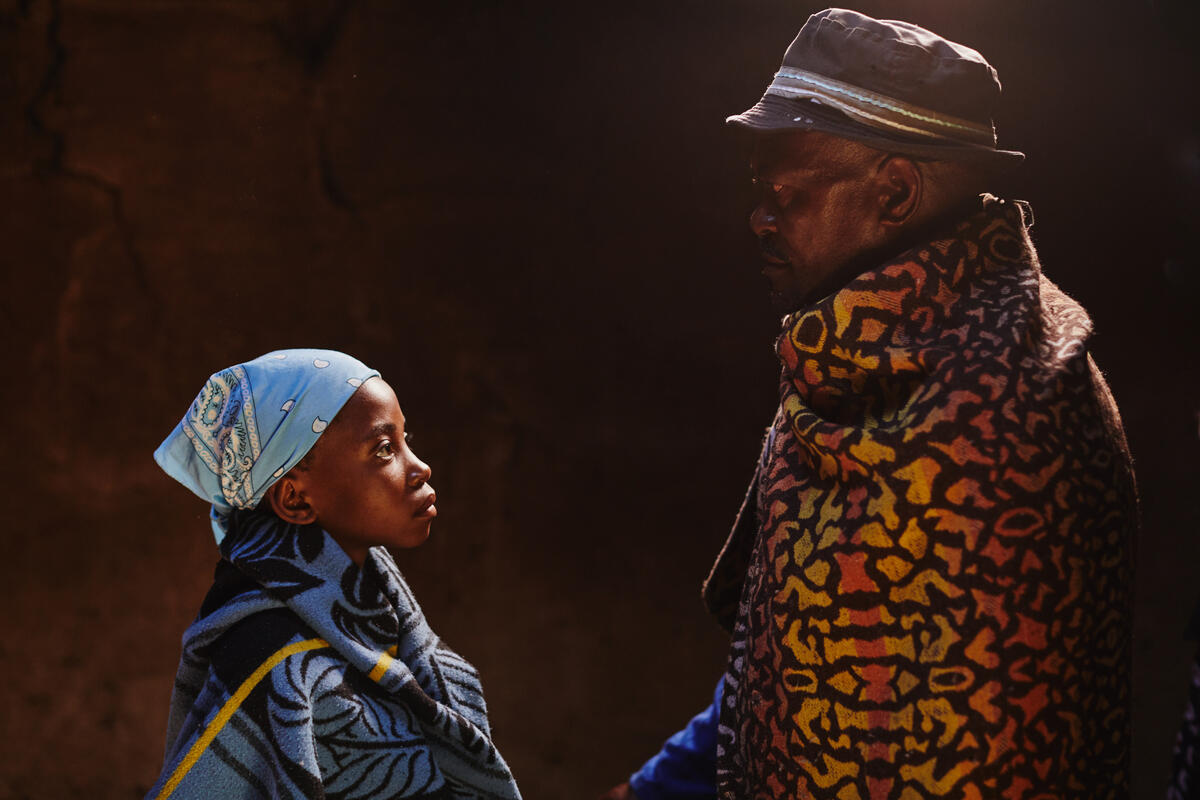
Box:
[875,155,923,228]
[266,474,318,526]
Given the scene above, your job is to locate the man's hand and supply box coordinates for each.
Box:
[597,782,638,800]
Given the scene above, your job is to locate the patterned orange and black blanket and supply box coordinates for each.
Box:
[703,196,1136,799]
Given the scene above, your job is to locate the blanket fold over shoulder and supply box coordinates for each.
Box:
[148,509,521,800]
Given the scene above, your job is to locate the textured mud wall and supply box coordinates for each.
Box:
[2,1,1198,798]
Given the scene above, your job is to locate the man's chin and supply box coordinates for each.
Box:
[768,261,868,316]
[767,284,813,316]
[764,267,808,316]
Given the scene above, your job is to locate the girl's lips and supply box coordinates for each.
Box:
[415,492,437,517]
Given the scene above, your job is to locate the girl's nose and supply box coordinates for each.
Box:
[407,457,432,487]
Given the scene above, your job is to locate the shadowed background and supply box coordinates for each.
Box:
[2,1,1198,797]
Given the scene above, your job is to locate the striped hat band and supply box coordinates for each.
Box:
[765,66,997,148]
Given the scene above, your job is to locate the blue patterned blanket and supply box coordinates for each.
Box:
[147,508,521,799]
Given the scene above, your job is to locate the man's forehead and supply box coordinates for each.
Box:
[752,130,839,172]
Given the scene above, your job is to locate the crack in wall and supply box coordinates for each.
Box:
[23,0,154,298]
[24,0,64,172]
[317,130,356,212]
[272,0,356,77]
[274,0,361,215]
[18,0,166,432]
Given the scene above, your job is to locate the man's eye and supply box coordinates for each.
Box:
[374,441,395,459]
[404,432,413,445]
[752,176,786,196]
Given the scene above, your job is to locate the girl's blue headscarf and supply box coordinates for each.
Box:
[155,348,380,544]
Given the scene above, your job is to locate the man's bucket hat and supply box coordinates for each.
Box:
[728,8,1024,166]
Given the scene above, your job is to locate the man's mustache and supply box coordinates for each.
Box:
[758,236,789,264]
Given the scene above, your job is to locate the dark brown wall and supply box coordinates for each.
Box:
[2,1,1198,798]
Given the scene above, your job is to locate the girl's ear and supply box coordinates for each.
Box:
[266,474,318,526]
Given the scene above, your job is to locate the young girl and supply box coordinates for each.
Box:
[147,348,521,800]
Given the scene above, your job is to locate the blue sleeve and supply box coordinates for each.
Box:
[628,678,723,800]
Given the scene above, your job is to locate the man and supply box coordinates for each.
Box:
[604,9,1136,800]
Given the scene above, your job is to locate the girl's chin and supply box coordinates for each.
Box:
[392,521,433,549]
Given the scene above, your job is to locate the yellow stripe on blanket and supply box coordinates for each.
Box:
[368,646,398,683]
[154,637,330,800]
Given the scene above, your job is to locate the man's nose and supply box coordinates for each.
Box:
[750,204,778,238]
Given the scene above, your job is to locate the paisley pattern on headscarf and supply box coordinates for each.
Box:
[155,348,379,543]
[704,196,1136,799]
[148,508,521,799]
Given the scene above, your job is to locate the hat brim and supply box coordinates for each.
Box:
[727,93,1024,167]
